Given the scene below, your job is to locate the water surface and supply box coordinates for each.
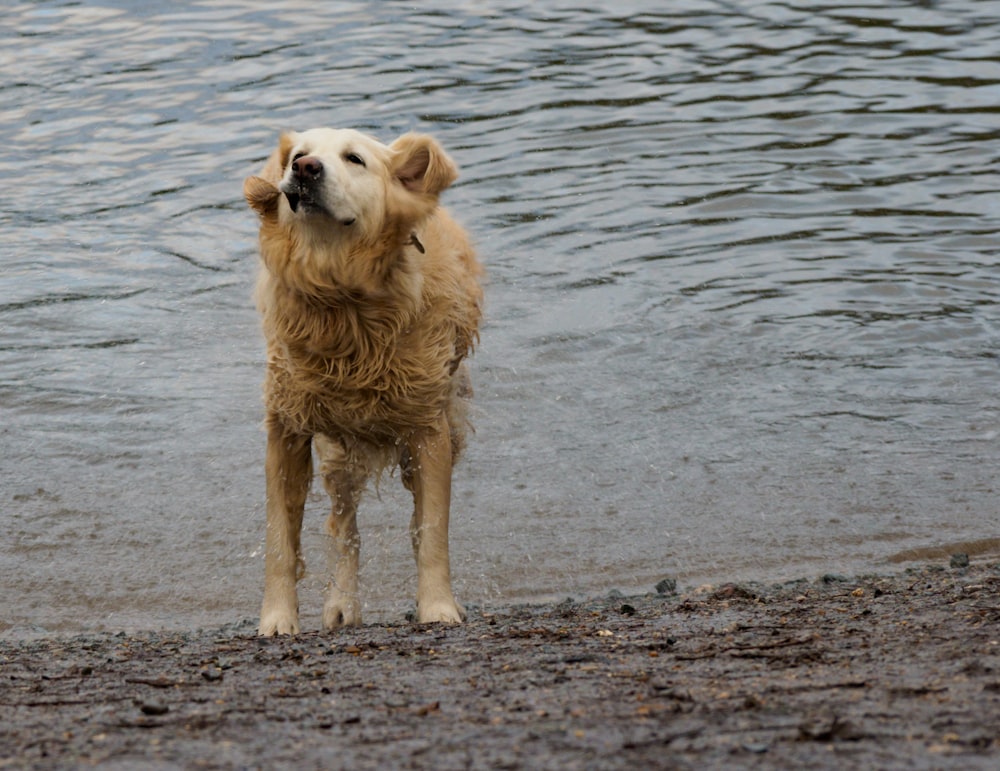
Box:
[2,0,998,635]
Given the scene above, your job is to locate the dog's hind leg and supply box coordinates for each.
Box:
[316,435,366,629]
[406,414,465,624]
[259,416,313,636]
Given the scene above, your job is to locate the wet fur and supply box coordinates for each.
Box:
[245,129,482,635]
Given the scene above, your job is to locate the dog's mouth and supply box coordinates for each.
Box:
[282,188,355,226]
[283,187,318,215]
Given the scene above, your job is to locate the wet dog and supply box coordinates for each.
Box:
[244,128,483,636]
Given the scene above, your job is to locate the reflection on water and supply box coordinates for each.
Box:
[1,0,998,635]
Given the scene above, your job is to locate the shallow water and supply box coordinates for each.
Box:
[1,0,998,636]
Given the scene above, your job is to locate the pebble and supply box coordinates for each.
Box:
[799,714,866,742]
[655,577,678,596]
[709,583,759,601]
[950,553,970,569]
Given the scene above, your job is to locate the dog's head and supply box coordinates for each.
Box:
[245,128,458,245]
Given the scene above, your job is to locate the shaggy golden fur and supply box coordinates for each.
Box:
[244,128,483,636]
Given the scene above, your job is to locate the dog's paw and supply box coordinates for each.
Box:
[258,607,300,637]
[416,597,466,625]
[322,595,362,630]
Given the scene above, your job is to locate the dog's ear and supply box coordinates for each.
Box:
[244,175,280,216]
[389,133,458,197]
[246,132,298,217]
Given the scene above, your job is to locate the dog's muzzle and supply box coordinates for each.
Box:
[281,155,324,213]
[280,155,356,225]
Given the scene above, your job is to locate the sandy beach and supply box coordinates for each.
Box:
[2,560,998,769]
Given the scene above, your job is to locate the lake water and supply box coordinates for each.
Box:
[2,0,998,636]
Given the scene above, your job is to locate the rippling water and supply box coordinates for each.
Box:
[2,0,998,635]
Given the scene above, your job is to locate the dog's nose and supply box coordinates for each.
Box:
[292,155,323,180]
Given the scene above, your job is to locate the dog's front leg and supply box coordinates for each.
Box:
[408,415,465,624]
[317,436,366,629]
[259,418,312,636]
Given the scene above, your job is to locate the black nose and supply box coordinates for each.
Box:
[292,155,323,180]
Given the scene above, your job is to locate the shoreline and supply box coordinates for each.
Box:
[2,560,998,768]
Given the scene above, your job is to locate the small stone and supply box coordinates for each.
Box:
[710,583,759,601]
[950,553,970,569]
[413,701,440,716]
[139,702,169,716]
[655,577,677,596]
[799,714,865,742]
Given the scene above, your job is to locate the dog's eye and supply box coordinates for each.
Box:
[344,152,366,167]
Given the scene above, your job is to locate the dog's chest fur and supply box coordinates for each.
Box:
[260,280,456,441]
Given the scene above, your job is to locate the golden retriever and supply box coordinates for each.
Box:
[244,128,483,636]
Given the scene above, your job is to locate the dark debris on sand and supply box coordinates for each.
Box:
[2,562,999,769]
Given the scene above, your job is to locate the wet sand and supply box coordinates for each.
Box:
[2,561,998,769]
